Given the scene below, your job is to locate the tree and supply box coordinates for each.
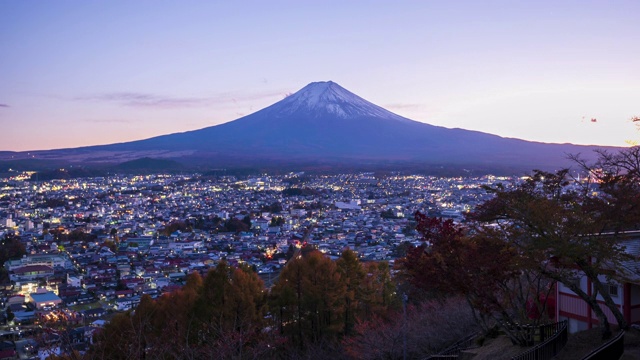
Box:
[570,146,640,232]
[335,249,399,337]
[262,202,283,213]
[242,215,252,229]
[361,261,398,316]
[193,262,267,358]
[380,209,398,219]
[0,234,26,263]
[269,216,285,227]
[221,217,250,233]
[68,229,95,243]
[398,214,547,345]
[160,220,192,236]
[270,250,345,349]
[402,220,417,236]
[102,240,117,253]
[5,308,13,323]
[336,249,366,335]
[89,266,269,359]
[343,297,478,360]
[89,307,148,359]
[471,168,635,338]
[391,241,413,258]
[149,275,203,359]
[285,244,296,260]
[0,235,26,284]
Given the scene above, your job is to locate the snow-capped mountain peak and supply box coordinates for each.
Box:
[269,81,409,121]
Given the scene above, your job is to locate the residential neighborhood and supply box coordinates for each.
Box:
[2,170,638,358]
[0,171,513,356]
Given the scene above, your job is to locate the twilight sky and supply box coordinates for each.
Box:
[1,1,639,151]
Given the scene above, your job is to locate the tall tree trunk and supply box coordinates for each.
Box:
[584,295,612,339]
[592,278,629,330]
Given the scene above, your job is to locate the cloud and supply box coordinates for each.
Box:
[82,119,132,124]
[0,103,9,108]
[79,92,210,108]
[78,89,286,109]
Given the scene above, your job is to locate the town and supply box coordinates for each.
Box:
[0,170,513,357]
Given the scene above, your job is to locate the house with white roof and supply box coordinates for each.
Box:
[29,291,62,310]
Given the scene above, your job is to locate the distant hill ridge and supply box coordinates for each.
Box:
[0,81,618,173]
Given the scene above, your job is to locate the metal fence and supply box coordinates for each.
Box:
[538,321,565,342]
[580,330,625,360]
[510,320,568,360]
[424,321,569,360]
[423,332,479,360]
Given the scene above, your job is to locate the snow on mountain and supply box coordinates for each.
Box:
[260,81,412,122]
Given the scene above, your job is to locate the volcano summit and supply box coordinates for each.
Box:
[4,81,613,172]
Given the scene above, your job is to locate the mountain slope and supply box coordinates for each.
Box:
[6,81,617,171]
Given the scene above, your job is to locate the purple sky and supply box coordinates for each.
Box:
[1,1,639,151]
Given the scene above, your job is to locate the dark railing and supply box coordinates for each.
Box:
[506,321,566,345]
[511,320,568,360]
[580,330,625,360]
[538,321,564,342]
[423,332,479,360]
[424,321,568,360]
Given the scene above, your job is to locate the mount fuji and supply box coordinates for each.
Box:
[4,81,614,172]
